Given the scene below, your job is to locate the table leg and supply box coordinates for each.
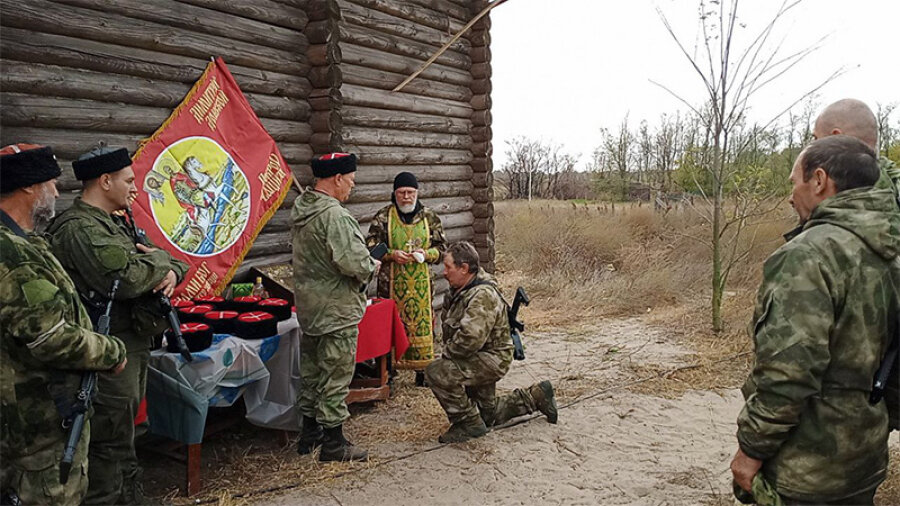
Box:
[186,443,202,496]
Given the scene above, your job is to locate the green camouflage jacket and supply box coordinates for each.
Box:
[47,198,188,347]
[365,203,446,299]
[737,187,900,501]
[0,214,126,469]
[292,188,376,336]
[441,272,513,366]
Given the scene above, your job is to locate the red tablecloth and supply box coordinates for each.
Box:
[356,298,409,362]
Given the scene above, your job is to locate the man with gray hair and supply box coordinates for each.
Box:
[426,241,557,443]
[813,98,900,198]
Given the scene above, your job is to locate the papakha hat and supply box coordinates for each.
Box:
[72,147,132,181]
[0,143,62,193]
[311,152,357,178]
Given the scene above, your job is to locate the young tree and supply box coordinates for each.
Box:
[656,0,841,331]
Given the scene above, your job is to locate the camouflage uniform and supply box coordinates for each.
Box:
[426,272,553,428]
[875,156,900,199]
[47,198,188,505]
[365,203,446,300]
[1,212,127,505]
[292,188,376,428]
[737,187,900,503]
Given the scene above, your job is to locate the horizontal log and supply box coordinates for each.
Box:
[471,94,491,110]
[472,172,493,188]
[305,19,338,45]
[310,110,343,133]
[445,226,474,244]
[347,196,473,222]
[471,157,492,173]
[342,43,471,87]
[309,132,341,151]
[342,105,470,135]
[404,0,470,22]
[471,110,492,127]
[470,62,492,80]
[473,188,492,203]
[470,79,492,95]
[341,63,472,103]
[246,232,292,257]
[348,145,473,165]
[470,46,491,64]
[473,232,495,248]
[0,61,311,122]
[472,218,494,235]
[472,13,491,30]
[1,0,307,76]
[308,43,342,66]
[309,65,342,89]
[347,180,473,203]
[338,22,471,71]
[337,0,470,53]
[175,0,309,31]
[239,253,292,271]
[471,140,492,157]
[470,126,491,143]
[472,202,493,219]
[475,247,492,264]
[468,29,490,47]
[353,164,472,184]
[308,88,342,111]
[272,0,309,9]
[0,29,309,98]
[306,0,340,22]
[1,94,311,143]
[340,126,471,150]
[439,211,475,229]
[342,84,472,118]
[343,0,465,33]
[51,0,306,53]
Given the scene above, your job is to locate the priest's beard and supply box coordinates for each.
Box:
[31,186,56,231]
[398,201,417,214]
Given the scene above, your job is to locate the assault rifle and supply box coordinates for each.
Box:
[509,287,529,361]
[60,279,118,484]
[125,208,193,363]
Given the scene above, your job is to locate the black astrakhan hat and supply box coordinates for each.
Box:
[0,144,62,193]
[393,171,418,190]
[72,147,132,181]
[311,153,357,178]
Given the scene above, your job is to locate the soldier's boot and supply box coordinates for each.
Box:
[120,467,146,505]
[415,371,427,387]
[530,380,558,424]
[438,417,488,444]
[318,425,368,462]
[297,416,324,455]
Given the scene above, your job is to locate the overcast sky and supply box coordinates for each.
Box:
[490,0,899,170]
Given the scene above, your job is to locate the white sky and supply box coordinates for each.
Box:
[490,0,900,170]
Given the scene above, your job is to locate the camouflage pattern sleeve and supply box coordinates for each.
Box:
[365,206,390,253]
[875,157,900,205]
[736,243,834,460]
[327,212,376,286]
[0,263,126,371]
[425,208,446,264]
[53,220,174,300]
[443,288,496,360]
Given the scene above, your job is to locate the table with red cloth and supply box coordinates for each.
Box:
[357,298,409,361]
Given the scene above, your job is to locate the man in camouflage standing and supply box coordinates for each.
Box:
[48,146,188,505]
[292,153,377,462]
[731,136,899,505]
[0,144,127,505]
[425,241,557,443]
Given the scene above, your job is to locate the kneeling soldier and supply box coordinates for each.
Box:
[426,241,557,443]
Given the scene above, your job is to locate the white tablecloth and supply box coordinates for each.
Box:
[146,316,301,444]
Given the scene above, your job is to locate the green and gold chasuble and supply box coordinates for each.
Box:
[388,206,435,369]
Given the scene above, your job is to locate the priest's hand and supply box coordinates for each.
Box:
[391,250,413,265]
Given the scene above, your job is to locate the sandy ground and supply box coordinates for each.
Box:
[256,318,750,506]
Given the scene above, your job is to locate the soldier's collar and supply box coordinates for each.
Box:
[0,209,28,238]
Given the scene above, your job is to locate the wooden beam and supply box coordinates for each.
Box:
[341,63,472,103]
[338,22,471,71]
[342,84,472,118]
[340,126,470,150]
[174,0,308,31]
[342,105,470,135]
[348,145,473,165]
[342,43,470,87]
[337,0,470,53]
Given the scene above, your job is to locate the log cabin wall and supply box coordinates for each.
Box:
[305,0,495,306]
[0,0,313,271]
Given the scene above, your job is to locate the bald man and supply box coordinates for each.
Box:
[813,98,900,198]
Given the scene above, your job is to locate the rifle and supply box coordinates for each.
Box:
[124,208,193,363]
[509,287,529,361]
[60,279,118,484]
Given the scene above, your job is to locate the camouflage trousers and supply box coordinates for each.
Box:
[3,424,90,505]
[84,347,149,505]
[425,353,538,426]
[297,326,357,429]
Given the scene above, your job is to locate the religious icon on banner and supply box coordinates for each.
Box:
[131,58,292,297]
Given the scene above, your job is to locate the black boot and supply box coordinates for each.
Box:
[297,416,324,455]
[319,425,368,462]
[415,371,427,387]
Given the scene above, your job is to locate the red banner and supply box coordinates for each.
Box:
[132,58,291,297]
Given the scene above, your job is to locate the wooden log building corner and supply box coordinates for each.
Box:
[0,0,497,307]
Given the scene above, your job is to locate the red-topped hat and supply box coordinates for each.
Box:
[311,152,357,178]
[166,322,212,353]
[171,298,194,309]
[234,311,277,340]
[234,296,261,303]
[178,304,213,323]
[259,298,291,321]
[203,310,239,334]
